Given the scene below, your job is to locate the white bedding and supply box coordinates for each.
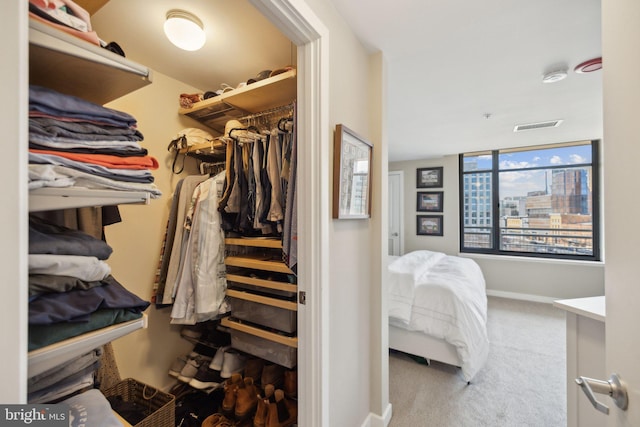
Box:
[388,250,489,381]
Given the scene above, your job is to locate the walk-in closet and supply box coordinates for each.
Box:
[25,1,302,425]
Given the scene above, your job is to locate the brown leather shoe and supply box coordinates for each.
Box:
[222,373,243,413]
[253,396,269,427]
[266,402,280,427]
[243,358,265,383]
[283,370,297,399]
[235,377,259,419]
[274,389,297,427]
[261,364,284,388]
[263,383,275,402]
[202,413,234,427]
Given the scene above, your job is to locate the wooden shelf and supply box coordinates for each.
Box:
[28,314,148,378]
[226,273,297,293]
[221,317,297,348]
[29,18,152,105]
[29,187,150,212]
[179,69,296,134]
[227,289,297,311]
[225,254,293,274]
[225,237,283,249]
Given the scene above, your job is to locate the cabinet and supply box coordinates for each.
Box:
[553,296,606,427]
[221,238,298,369]
[27,18,153,378]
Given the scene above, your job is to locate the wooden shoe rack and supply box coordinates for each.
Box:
[222,237,298,369]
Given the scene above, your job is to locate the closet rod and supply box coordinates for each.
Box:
[237,102,295,122]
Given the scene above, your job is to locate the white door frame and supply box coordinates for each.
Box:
[249,1,330,425]
[388,170,404,256]
[1,0,28,403]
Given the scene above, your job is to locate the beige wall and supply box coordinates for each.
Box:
[303,0,387,424]
[104,72,209,390]
[390,155,605,300]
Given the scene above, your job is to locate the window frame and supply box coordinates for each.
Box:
[458,140,601,261]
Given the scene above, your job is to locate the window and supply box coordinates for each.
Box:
[459,140,600,260]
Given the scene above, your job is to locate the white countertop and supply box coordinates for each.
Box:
[553,296,605,322]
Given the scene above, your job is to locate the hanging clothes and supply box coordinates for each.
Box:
[170,171,227,324]
[160,174,209,305]
[282,112,298,273]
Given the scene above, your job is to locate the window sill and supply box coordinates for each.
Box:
[458,252,605,267]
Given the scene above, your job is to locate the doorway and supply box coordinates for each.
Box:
[388,171,404,256]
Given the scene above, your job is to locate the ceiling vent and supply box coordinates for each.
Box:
[513,120,563,132]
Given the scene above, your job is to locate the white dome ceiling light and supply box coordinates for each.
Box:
[164,10,206,51]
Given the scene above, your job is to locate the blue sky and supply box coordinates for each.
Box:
[465,144,592,198]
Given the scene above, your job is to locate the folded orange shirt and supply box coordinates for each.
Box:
[30,149,159,170]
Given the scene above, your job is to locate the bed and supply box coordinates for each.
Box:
[388,250,489,382]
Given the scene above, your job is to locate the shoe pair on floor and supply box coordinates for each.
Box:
[169,346,246,390]
[254,384,297,427]
[221,373,297,427]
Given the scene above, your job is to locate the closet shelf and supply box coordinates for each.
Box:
[226,273,297,293]
[225,237,283,249]
[221,317,297,349]
[28,313,148,378]
[29,18,152,105]
[28,187,150,212]
[225,255,293,274]
[179,69,297,135]
[227,289,297,311]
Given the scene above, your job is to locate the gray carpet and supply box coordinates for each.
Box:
[388,296,566,427]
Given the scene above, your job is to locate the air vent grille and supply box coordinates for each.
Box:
[513,120,563,132]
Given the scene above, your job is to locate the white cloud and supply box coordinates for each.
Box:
[499,160,532,169]
[550,155,562,164]
[569,154,587,164]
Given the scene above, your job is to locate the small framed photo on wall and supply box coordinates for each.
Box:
[417,191,443,212]
[417,215,443,236]
[416,166,443,188]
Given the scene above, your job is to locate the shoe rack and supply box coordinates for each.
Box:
[221,237,298,370]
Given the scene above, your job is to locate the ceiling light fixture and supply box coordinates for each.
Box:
[542,69,568,83]
[164,9,205,51]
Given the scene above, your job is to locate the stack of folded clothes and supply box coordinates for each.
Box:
[28,216,150,353]
[28,0,101,46]
[28,85,162,199]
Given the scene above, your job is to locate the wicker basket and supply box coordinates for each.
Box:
[103,378,175,427]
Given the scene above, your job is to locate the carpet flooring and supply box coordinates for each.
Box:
[388,296,567,427]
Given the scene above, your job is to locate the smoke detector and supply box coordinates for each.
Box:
[542,69,568,83]
[574,57,602,73]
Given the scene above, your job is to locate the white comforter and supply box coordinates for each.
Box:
[388,250,489,381]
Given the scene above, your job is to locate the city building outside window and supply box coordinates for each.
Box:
[459,140,600,261]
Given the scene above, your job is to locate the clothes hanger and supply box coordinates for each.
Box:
[277,117,294,132]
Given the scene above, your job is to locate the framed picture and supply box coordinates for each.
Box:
[417,166,443,188]
[332,124,373,219]
[417,215,443,236]
[417,191,443,212]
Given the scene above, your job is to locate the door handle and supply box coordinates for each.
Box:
[391,232,398,236]
[575,373,628,415]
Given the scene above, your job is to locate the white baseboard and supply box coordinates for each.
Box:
[360,403,393,427]
[486,289,559,304]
